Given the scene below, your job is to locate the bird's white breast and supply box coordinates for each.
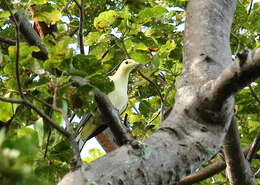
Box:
[108,79,128,114]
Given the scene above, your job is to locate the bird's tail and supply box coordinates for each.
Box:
[76,114,108,152]
[76,114,94,152]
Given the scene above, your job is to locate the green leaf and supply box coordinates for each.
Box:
[32,0,48,4]
[94,10,119,31]
[34,4,61,24]
[52,99,68,125]
[82,148,105,163]
[158,40,176,57]
[89,74,114,94]
[139,100,151,118]
[34,119,44,148]
[85,32,102,46]
[88,42,109,60]
[72,54,102,77]
[137,6,167,23]
[0,95,14,122]
[130,51,150,64]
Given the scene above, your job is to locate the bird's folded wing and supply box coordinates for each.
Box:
[76,114,92,135]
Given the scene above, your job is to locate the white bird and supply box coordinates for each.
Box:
[77,59,139,150]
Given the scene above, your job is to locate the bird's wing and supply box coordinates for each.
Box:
[76,114,92,136]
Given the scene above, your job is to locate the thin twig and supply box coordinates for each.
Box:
[52,86,58,108]
[24,100,71,137]
[79,0,85,54]
[231,32,241,55]
[69,27,79,37]
[255,168,260,177]
[71,0,85,54]
[248,0,254,15]
[121,38,131,59]
[138,71,164,103]
[61,0,73,13]
[0,97,25,104]
[44,129,52,158]
[160,83,175,121]
[30,95,63,113]
[72,0,81,8]
[148,111,160,124]
[5,1,24,99]
[246,130,260,162]
[106,61,121,76]
[248,84,260,106]
[123,113,128,127]
[0,96,71,137]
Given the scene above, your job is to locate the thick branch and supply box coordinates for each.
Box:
[223,117,254,185]
[178,146,252,185]
[94,90,134,146]
[210,48,260,105]
[12,11,48,60]
[178,161,224,185]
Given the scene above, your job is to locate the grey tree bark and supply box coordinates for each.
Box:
[224,118,255,185]
[58,0,260,184]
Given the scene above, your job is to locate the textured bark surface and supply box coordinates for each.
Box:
[224,118,255,185]
[57,1,259,184]
[178,146,252,185]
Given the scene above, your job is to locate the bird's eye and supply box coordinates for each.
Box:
[125,61,129,64]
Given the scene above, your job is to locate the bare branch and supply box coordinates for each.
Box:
[121,38,131,59]
[72,0,81,9]
[0,97,25,104]
[24,100,71,137]
[79,0,85,54]
[44,129,52,158]
[5,3,24,99]
[178,161,225,185]
[248,85,260,106]
[247,130,260,162]
[202,48,260,108]
[138,71,164,106]
[223,117,254,185]
[72,0,84,54]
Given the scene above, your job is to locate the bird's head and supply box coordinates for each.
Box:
[119,59,140,73]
